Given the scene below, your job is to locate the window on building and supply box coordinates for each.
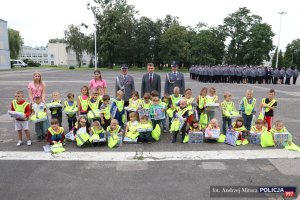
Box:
[51,54,54,58]
[43,54,48,57]
[51,61,54,65]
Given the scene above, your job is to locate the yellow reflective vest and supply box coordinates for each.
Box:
[78,96,89,112]
[261,98,276,113]
[243,97,256,115]
[88,98,101,110]
[48,127,64,135]
[12,100,29,113]
[198,96,206,109]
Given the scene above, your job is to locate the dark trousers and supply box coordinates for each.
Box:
[172,123,187,143]
[51,113,62,126]
[293,77,298,85]
[285,77,291,85]
[273,77,278,84]
[242,113,253,131]
[67,116,77,131]
[35,121,46,138]
[222,117,232,135]
[152,119,163,130]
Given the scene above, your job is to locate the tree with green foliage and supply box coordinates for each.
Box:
[223,7,274,65]
[64,24,88,67]
[272,48,283,68]
[283,44,293,66]
[92,0,137,67]
[289,39,300,68]
[48,38,66,43]
[190,25,226,65]
[159,24,191,67]
[8,28,23,59]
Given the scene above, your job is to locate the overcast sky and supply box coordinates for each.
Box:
[1,0,299,52]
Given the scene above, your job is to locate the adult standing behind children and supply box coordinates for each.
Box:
[89,70,107,96]
[115,64,135,106]
[164,61,185,95]
[141,63,161,98]
[28,71,46,103]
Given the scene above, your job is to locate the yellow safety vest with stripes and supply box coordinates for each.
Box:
[261,98,276,112]
[78,96,89,112]
[243,97,256,115]
[12,100,29,113]
[48,127,64,135]
[198,96,206,109]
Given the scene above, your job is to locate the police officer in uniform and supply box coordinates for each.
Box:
[273,67,279,84]
[285,67,292,85]
[164,61,185,95]
[292,66,298,85]
[115,64,135,106]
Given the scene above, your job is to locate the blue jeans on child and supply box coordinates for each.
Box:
[242,113,253,131]
[51,134,62,142]
[222,117,232,134]
[35,121,47,138]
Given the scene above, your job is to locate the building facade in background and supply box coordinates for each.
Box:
[20,43,91,66]
[0,18,10,69]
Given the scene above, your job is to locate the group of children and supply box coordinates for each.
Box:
[11,84,292,149]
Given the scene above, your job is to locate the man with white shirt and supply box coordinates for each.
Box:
[115,64,135,106]
[164,61,185,95]
[141,63,161,98]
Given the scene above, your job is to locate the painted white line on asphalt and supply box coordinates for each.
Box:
[0,149,299,162]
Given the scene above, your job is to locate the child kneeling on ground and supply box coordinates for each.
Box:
[47,118,65,145]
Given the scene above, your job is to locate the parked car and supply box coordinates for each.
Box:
[11,60,27,68]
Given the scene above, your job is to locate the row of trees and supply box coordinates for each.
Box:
[64,0,278,68]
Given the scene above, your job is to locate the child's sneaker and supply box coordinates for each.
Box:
[27,140,32,146]
[17,140,23,146]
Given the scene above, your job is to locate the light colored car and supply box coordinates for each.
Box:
[11,59,27,67]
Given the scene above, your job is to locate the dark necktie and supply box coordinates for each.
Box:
[149,74,153,84]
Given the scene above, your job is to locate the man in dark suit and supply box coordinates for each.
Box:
[115,64,135,106]
[164,61,185,95]
[141,63,161,98]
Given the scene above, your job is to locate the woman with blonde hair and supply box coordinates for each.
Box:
[28,71,46,103]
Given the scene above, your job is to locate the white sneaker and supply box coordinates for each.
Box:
[17,140,23,146]
[27,140,32,146]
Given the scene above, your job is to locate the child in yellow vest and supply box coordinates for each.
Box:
[47,118,65,145]
[183,88,195,125]
[205,87,219,122]
[239,90,256,131]
[168,87,182,128]
[205,118,220,141]
[77,86,89,116]
[111,90,125,127]
[250,119,267,134]
[269,120,292,144]
[171,99,189,143]
[49,91,63,126]
[100,94,111,130]
[10,90,31,146]
[137,115,153,143]
[106,119,124,147]
[31,96,47,141]
[197,87,208,130]
[221,92,237,134]
[128,91,141,111]
[125,112,139,140]
[232,117,248,145]
[89,120,105,143]
[259,89,277,130]
[87,90,102,122]
[64,93,77,131]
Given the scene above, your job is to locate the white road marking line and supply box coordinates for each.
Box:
[0,149,299,162]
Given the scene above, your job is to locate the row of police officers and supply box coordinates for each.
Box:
[189,65,298,85]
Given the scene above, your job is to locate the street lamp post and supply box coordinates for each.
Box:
[275,12,286,68]
[91,6,100,70]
